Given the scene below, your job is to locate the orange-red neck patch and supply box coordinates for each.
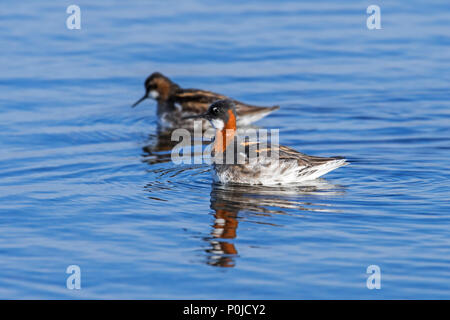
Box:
[214,109,236,154]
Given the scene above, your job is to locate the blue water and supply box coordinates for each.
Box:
[1,0,449,299]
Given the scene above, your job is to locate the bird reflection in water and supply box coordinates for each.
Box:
[206,199,239,268]
[205,180,345,268]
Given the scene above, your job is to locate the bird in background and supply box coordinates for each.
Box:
[132,72,279,130]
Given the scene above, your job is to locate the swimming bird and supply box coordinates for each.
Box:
[132,72,279,130]
[185,99,347,185]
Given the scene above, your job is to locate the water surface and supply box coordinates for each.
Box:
[0,0,449,298]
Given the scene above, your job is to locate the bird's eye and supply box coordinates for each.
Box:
[211,107,218,114]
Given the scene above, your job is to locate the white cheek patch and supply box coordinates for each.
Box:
[149,90,159,99]
[210,119,224,130]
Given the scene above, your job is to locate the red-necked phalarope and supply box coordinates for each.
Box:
[185,99,347,185]
[132,72,279,130]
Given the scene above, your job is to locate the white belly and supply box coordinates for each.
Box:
[213,159,346,185]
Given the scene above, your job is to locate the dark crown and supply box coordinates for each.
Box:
[206,99,236,120]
